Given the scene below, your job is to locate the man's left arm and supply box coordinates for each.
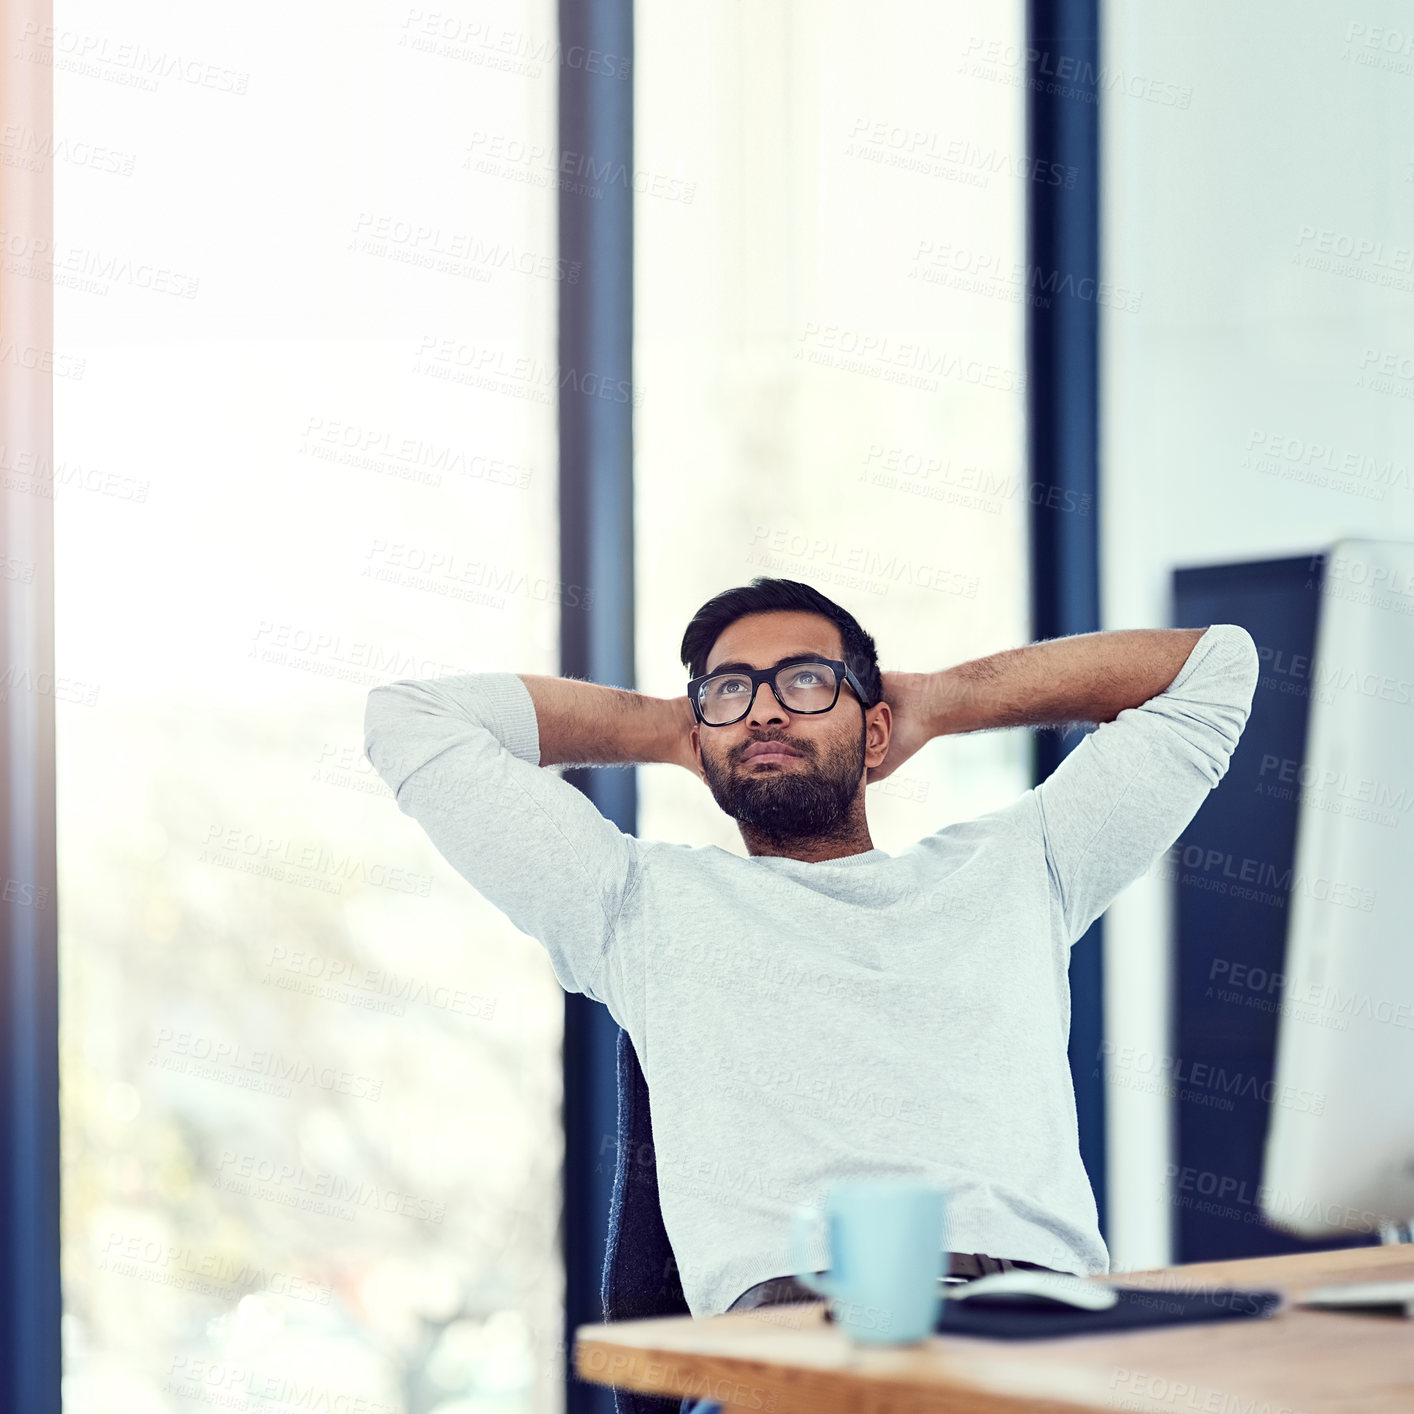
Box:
[882,625,1261,942]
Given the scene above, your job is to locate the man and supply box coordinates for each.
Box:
[363,575,1259,1328]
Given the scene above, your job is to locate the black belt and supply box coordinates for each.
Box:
[728,1252,1062,1311]
[947,1251,1059,1280]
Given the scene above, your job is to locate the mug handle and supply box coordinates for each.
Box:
[788,1204,836,1299]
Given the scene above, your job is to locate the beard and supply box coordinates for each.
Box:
[700,724,866,844]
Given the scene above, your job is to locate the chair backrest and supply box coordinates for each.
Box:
[599,1026,690,1414]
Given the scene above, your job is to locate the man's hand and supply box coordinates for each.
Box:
[664,695,705,779]
[866,671,934,784]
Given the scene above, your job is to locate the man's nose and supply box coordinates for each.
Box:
[747,679,787,724]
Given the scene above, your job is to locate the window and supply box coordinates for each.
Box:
[55,6,564,1411]
[634,0,1031,849]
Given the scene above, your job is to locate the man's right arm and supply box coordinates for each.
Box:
[363,672,697,1008]
[514,674,700,773]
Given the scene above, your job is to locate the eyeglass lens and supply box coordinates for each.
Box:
[698,661,839,724]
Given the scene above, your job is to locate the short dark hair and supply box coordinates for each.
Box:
[679,577,882,708]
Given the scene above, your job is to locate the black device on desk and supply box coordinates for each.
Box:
[823,1269,1282,1340]
[935,1270,1281,1340]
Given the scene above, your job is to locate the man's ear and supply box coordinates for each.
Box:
[865,701,892,770]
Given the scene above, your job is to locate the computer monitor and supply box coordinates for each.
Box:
[1262,538,1414,1238]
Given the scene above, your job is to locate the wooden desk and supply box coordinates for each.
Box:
[575,1245,1414,1414]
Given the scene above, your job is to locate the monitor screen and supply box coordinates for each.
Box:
[1262,539,1414,1236]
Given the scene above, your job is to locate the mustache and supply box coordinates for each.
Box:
[734,734,810,762]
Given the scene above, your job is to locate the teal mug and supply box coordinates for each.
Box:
[789,1179,945,1343]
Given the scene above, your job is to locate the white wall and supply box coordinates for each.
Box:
[1102,1,1414,1268]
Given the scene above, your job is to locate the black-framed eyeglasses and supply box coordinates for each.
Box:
[686,656,872,727]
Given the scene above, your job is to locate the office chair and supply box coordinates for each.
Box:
[599,1026,691,1414]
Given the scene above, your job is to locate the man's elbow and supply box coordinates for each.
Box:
[1195,625,1261,764]
[1228,625,1261,706]
[364,685,415,788]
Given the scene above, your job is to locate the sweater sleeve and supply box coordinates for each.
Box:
[995,624,1260,945]
[363,671,641,1006]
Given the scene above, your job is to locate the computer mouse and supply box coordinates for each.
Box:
[943,1270,1119,1311]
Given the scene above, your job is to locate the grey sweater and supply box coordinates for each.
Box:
[363,624,1260,1315]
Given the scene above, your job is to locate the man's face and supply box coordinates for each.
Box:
[691,611,875,843]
